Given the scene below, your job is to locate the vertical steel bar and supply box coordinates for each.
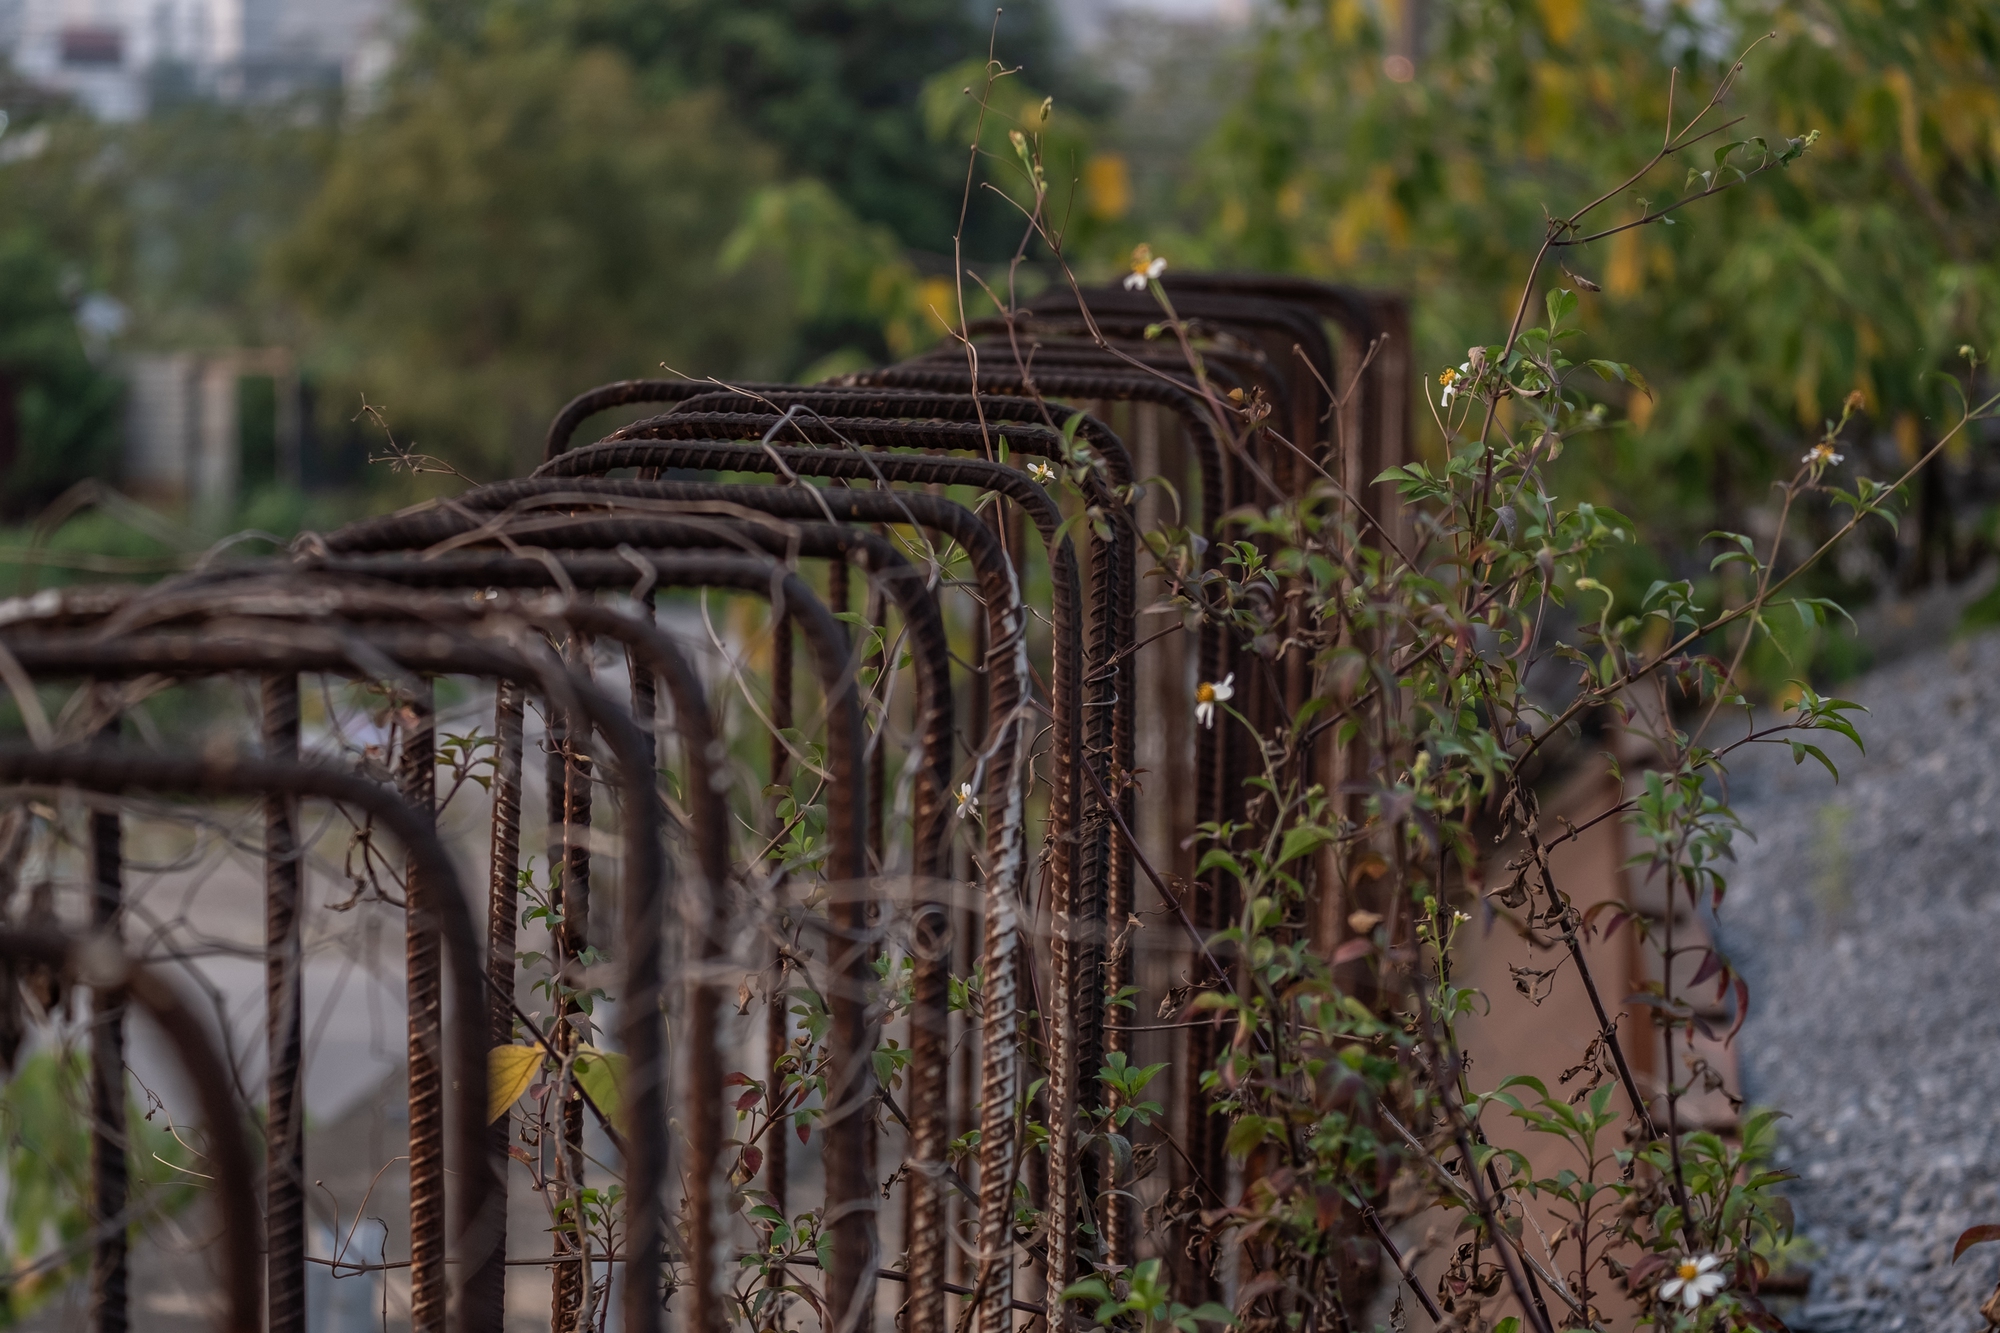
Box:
[401,679,446,1332]
[542,654,591,1333]
[866,570,886,870]
[467,681,525,1329]
[768,608,793,1224]
[262,677,305,1333]
[88,791,126,1333]
[973,541,1032,1333]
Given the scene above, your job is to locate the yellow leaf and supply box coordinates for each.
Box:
[575,1046,630,1130]
[489,1045,542,1123]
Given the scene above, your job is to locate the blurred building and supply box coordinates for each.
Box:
[123,348,300,512]
[0,0,398,119]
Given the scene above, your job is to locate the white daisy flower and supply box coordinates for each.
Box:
[954,782,978,819]
[1123,244,1167,292]
[1801,441,1844,467]
[1193,673,1234,729]
[1026,460,1058,484]
[1660,1253,1725,1308]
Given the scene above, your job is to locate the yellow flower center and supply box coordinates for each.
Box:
[1677,1262,1699,1282]
[1196,682,1217,704]
[1439,368,1458,386]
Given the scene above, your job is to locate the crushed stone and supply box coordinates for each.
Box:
[1713,629,2000,1331]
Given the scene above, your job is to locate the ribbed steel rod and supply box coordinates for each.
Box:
[88,777,126,1333]
[468,678,524,1330]
[400,678,445,1332]
[261,677,305,1333]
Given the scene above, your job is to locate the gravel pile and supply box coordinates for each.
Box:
[1714,630,2000,1331]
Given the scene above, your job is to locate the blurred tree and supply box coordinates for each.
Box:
[0,82,331,351]
[404,0,1069,258]
[1196,0,2000,626]
[275,43,795,479]
[110,101,333,350]
[0,228,122,518]
[0,76,336,517]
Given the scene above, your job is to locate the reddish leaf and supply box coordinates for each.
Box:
[1954,1225,2000,1262]
[1331,938,1372,966]
[1689,948,1724,988]
[739,1145,764,1180]
[1623,1253,1671,1292]
[735,1089,761,1112]
[797,1122,810,1145]
[722,1071,754,1087]
[1726,976,1751,1046]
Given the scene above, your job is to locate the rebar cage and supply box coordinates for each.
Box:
[0,273,1409,1333]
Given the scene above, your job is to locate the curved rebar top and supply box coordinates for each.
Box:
[535,267,1383,463]
[525,438,1070,537]
[662,387,1133,482]
[288,528,955,880]
[592,410,1105,479]
[543,377,797,463]
[1150,270,1397,345]
[1021,283,1338,385]
[850,363,1233,529]
[0,924,261,1333]
[28,569,735,891]
[905,342,1279,452]
[0,749,489,1326]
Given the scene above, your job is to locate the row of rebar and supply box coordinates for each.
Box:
[0,272,1408,1332]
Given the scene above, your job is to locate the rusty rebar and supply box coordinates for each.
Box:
[88,779,125,1333]
[468,678,524,1330]
[261,676,305,1333]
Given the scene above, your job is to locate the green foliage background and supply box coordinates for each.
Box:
[0,0,1995,624]
[0,1050,195,1324]
[1178,0,2000,624]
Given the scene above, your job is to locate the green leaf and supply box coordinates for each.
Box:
[1276,824,1335,865]
[1060,1278,1114,1304]
[575,1045,630,1128]
[1196,848,1244,878]
[1183,1302,1237,1326]
[1493,1074,1551,1100]
[1061,410,1087,450]
[1788,740,1839,782]
[1545,288,1578,329]
[1224,1115,1271,1158]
